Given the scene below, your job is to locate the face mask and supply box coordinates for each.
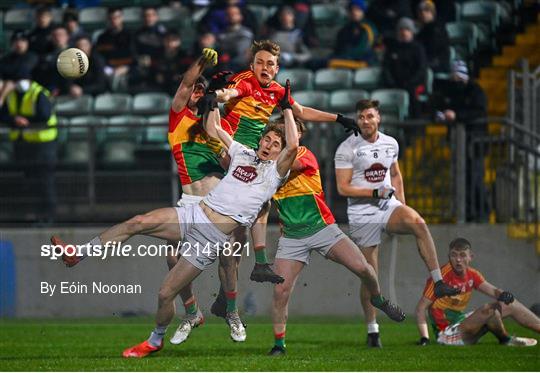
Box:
[16,79,31,92]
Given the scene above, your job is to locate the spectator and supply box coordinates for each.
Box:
[366,0,413,40]
[198,0,258,36]
[68,35,108,97]
[28,6,56,55]
[63,9,86,46]
[133,7,167,59]
[192,32,222,76]
[268,6,311,67]
[0,32,39,107]
[432,61,488,221]
[33,26,71,96]
[415,0,450,73]
[95,8,134,78]
[217,5,254,71]
[332,0,378,66]
[264,1,319,47]
[0,69,58,223]
[152,31,194,95]
[382,17,427,117]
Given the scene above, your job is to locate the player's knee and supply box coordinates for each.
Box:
[273,284,292,304]
[127,214,149,233]
[158,286,176,304]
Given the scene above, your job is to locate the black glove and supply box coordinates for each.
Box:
[417,337,429,346]
[196,92,218,114]
[497,290,514,305]
[208,70,234,93]
[336,114,359,136]
[279,79,292,110]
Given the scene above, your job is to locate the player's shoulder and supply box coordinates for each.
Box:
[378,131,399,146]
[441,262,454,278]
[230,70,255,83]
[467,266,484,278]
[336,134,360,153]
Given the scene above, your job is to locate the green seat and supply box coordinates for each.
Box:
[145,115,169,143]
[329,89,370,113]
[101,140,137,167]
[157,6,190,30]
[312,4,346,26]
[132,92,171,115]
[122,7,143,30]
[79,7,108,32]
[94,93,133,115]
[106,115,146,140]
[69,115,108,140]
[314,68,353,91]
[353,67,382,91]
[445,21,479,57]
[0,141,13,163]
[316,25,341,48]
[55,95,94,117]
[370,89,409,121]
[247,5,270,25]
[460,1,501,32]
[4,8,33,30]
[293,90,329,111]
[63,141,91,165]
[276,69,313,91]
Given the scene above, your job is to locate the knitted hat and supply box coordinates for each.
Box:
[397,17,416,33]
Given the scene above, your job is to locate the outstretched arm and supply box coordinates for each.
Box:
[276,81,299,177]
[416,296,433,342]
[171,48,217,113]
[292,101,338,122]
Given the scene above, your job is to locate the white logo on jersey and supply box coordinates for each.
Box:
[232,165,258,183]
[364,163,387,182]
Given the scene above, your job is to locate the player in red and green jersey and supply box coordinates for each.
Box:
[416,238,539,347]
[268,118,406,356]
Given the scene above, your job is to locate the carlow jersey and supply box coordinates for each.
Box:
[223,70,295,149]
[273,146,335,238]
[204,141,288,226]
[168,107,224,186]
[423,263,485,335]
[334,132,399,217]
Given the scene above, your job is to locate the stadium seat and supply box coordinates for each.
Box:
[51,8,64,24]
[445,21,479,57]
[370,89,409,121]
[247,5,270,25]
[144,115,169,143]
[329,89,369,113]
[93,93,133,116]
[55,95,94,117]
[312,4,346,26]
[0,141,13,163]
[353,67,382,91]
[122,7,143,30]
[293,90,329,111]
[62,141,91,165]
[157,6,190,30]
[460,1,501,32]
[276,69,313,91]
[69,115,108,140]
[314,69,353,91]
[101,140,137,167]
[132,93,171,115]
[316,25,341,48]
[3,8,33,30]
[79,7,108,32]
[106,115,147,141]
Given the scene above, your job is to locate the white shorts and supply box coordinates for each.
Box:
[175,203,231,271]
[177,193,205,207]
[275,224,347,265]
[176,194,205,240]
[348,198,402,247]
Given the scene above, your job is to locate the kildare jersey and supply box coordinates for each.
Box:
[423,263,485,335]
[334,132,399,215]
[204,141,287,226]
[168,107,224,186]
[223,70,295,149]
[273,146,335,238]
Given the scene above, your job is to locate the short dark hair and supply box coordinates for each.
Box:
[143,6,157,12]
[63,10,79,23]
[36,5,51,16]
[449,237,472,252]
[251,40,280,60]
[262,123,286,149]
[108,7,122,16]
[356,99,380,112]
[273,115,306,136]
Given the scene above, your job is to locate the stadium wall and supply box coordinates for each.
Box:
[1,225,539,318]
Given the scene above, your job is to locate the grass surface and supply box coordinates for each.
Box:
[1,316,538,371]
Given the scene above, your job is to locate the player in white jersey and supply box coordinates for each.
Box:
[334,99,460,348]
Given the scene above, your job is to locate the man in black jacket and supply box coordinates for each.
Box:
[415,0,450,73]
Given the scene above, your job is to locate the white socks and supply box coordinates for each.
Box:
[367,321,379,334]
[431,269,443,282]
[148,326,167,347]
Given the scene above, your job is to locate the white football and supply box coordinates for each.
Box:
[57,48,89,79]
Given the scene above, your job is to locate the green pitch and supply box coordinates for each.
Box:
[1,316,538,371]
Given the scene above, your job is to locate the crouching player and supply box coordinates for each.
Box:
[268,116,405,356]
[416,237,539,347]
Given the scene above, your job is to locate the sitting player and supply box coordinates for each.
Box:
[52,80,299,358]
[334,99,460,348]
[416,237,539,347]
[269,117,405,356]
